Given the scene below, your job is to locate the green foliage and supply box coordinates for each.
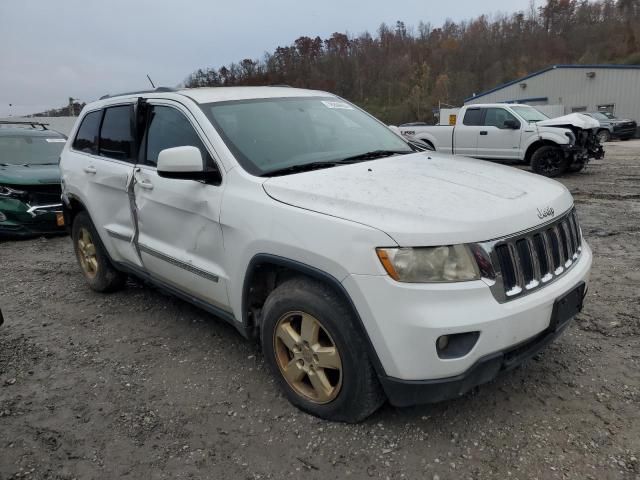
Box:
[184,0,640,124]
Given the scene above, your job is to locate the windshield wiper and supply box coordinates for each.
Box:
[263,150,411,177]
[338,150,411,162]
[263,161,344,177]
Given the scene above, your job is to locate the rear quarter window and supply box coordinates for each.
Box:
[72,110,103,154]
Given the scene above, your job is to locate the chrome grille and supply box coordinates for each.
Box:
[479,209,582,303]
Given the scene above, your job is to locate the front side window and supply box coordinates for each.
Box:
[463,108,483,126]
[201,97,412,176]
[483,108,518,128]
[99,105,134,161]
[0,132,66,166]
[73,110,103,154]
[145,106,211,167]
[510,106,549,123]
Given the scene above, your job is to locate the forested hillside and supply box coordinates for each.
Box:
[184,0,640,124]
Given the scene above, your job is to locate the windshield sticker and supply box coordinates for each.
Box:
[321,101,353,110]
[45,138,66,143]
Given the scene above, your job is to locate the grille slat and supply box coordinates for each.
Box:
[496,244,517,293]
[488,210,583,302]
[527,237,542,283]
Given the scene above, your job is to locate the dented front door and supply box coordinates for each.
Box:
[133,102,230,311]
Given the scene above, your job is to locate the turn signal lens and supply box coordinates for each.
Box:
[376,245,480,283]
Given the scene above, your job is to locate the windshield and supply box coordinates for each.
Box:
[0,133,66,165]
[510,106,549,123]
[202,97,412,176]
[589,112,609,121]
[601,111,616,120]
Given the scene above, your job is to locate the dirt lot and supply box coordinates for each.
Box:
[1,141,639,480]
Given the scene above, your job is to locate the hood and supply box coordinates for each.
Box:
[537,113,599,130]
[0,163,61,185]
[263,153,574,246]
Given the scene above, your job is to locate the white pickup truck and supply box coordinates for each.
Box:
[399,104,604,177]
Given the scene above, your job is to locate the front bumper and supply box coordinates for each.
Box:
[379,315,574,406]
[0,200,65,238]
[343,242,592,402]
[612,125,637,139]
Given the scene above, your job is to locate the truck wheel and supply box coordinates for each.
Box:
[72,211,126,292]
[260,277,384,423]
[596,129,611,143]
[531,146,569,177]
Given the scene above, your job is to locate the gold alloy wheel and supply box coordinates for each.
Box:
[77,227,98,279]
[273,311,343,404]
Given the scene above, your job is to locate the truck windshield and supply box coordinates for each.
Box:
[510,106,549,123]
[0,133,66,166]
[202,97,412,176]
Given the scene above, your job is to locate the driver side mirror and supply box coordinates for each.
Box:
[503,119,520,129]
[157,146,220,183]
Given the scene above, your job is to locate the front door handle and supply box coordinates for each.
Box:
[83,165,97,174]
[138,180,154,190]
[480,131,488,135]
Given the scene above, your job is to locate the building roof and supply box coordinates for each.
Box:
[465,64,640,103]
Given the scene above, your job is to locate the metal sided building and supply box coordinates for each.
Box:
[464,65,640,123]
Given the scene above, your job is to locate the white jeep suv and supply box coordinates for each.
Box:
[60,86,592,422]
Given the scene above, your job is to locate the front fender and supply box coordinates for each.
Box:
[534,128,572,146]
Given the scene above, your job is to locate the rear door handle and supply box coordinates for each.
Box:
[480,131,488,135]
[83,165,97,174]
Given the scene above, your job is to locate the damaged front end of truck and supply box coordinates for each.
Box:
[537,113,605,173]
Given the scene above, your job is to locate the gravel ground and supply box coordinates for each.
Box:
[1,141,639,480]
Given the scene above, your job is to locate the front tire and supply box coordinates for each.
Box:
[260,277,384,422]
[531,145,569,177]
[72,211,126,292]
[596,129,611,143]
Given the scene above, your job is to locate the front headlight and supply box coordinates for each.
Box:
[376,245,480,283]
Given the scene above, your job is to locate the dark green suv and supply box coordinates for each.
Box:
[0,122,67,237]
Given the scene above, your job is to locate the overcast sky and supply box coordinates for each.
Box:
[1,0,534,116]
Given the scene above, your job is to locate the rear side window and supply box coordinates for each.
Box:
[73,110,102,154]
[144,106,211,167]
[463,108,483,126]
[99,105,134,161]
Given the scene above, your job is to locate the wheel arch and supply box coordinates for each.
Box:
[524,139,562,164]
[241,253,387,376]
[417,137,435,150]
[61,192,88,231]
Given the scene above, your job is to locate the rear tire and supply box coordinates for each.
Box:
[72,211,126,292]
[596,129,611,143]
[260,277,385,422]
[531,145,569,177]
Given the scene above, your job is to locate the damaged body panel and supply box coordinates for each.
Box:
[0,126,67,237]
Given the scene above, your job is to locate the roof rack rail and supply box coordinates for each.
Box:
[99,86,177,100]
[269,84,292,87]
[0,120,49,130]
